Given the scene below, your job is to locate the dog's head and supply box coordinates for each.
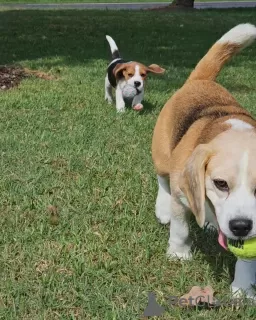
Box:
[113,62,165,92]
[180,124,256,246]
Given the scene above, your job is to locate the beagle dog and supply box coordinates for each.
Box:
[152,24,256,298]
[105,35,165,112]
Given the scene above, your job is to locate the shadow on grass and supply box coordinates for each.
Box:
[139,101,155,114]
[1,9,256,87]
[190,220,236,283]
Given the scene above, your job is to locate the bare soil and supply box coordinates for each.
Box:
[0,65,55,91]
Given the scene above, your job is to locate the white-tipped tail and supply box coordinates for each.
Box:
[217,23,256,47]
[106,35,118,54]
[187,23,256,82]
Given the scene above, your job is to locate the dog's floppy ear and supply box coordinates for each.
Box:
[179,144,213,228]
[146,64,165,74]
[113,63,128,78]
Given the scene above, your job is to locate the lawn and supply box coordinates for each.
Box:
[0,0,250,4]
[1,8,256,320]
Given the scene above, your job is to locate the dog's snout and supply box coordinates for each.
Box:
[229,219,253,237]
[134,81,141,87]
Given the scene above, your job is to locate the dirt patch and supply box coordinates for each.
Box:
[0,66,27,90]
[0,65,55,91]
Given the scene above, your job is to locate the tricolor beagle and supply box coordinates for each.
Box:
[105,35,165,112]
[152,24,256,298]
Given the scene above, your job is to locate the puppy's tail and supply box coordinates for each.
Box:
[187,23,256,82]
[106,35,120,59]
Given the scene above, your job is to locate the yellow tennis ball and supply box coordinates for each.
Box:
[228,238,256,259]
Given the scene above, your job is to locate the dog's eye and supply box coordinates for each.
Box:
[128,73,133,77]
[141,73,146,77]
[213,179,229,191]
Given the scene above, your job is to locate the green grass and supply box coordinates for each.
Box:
[0,0,251,4]
[1,8,256,320]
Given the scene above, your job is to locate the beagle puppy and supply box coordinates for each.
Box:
[151,24,256,298]
[105,35,165,112]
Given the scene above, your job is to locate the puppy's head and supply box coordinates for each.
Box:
[113,62,165,92]
[180,126,256,246]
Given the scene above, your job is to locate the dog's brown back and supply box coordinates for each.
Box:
[152,26,256,177]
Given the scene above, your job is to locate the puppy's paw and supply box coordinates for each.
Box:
[155,206,171,225]
[117,107,125,113]
[231,285,256,301]
[133,103,143,111]
[167,246,192,261]
[105,96,114,104]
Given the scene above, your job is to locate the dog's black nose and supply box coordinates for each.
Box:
[229,219,253,237]
[134,81,141,87]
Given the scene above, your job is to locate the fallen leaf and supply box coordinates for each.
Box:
[48,205,59,225]
[23,67,55,80]
[179,285,215,307]
[56,268,73,276]
[35,260,51,274]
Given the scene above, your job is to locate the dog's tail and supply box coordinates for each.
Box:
[187,23,256,82]
[106,35,121,59]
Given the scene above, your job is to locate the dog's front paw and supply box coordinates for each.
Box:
[156,205,171,225]
[167,246,192,261]
[105,95,114,105]
[117,107,125,113]
[133,103,143,111]
[231,285,256,302]
[106,99,114,105]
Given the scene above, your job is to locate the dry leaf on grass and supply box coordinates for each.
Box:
[35,260,51,274]
[179,285,215,307]
[23,68,56,80]
[56,268,73,276]
[48,205,60,225]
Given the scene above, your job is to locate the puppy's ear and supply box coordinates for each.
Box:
[146,64,165,74]
[179,144,213,228]
[113,63,128,79]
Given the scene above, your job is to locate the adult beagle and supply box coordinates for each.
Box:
[105,35,165,112]
[151,24,256,298]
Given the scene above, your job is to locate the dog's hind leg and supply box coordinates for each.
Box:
[105,74,114,104]
[155,175,171,224]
